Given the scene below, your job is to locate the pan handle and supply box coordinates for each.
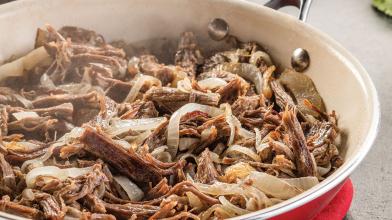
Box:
[264,0,313,22]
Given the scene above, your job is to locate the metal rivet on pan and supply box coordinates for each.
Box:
[291,48,310,72]
[208,18,229,41]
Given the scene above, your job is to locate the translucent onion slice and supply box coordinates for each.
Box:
[222,104,236,145]
[13,94,33,108]
[247,171,302,200]
[0,46,51,82]
[3,141,41,151]
[12,111,39,120]
[167,103,223,157]
[194,182,244,196]
[198,78,228,90]
[25,166,93,188]
[123,74,161,103]
[219,196,251,216]
[225,145,261,162]
[114,139,133,150]
[282,176,319,191]
[21,127,85,171]
[177,77,193,92]
[113,176,144,201]
[107,117,167,137]
[21,146,54,172]
[186,192,204,210]
[178,138,199,151]
[317,162,332,177]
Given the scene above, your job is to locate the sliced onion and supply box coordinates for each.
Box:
[249,51,273,67]
[186,192,204,210]
[114,139,133,150]
[317,162,332,177]
[282,176,319,191]
[21,145,54,172]
[219,196,250,215]
[176,152,198,164]
[223,162,256,182]
[247,171,302,200]
[113,176,144,201]
[0,46,51,82]
[3,141,41,151]
[195,181,244,196]
[200,204,224,220]
[123,74,161,103]
[179,137,199,151]
[151,146,172,162]
[12,111,39,120]
[22,127,85,171]
[167,103,223,157]
[40,73,56,90]
[107,117,167,137]
[25,165,93,188]
[13,94,33,108]
[177,77,193,93]
[225,145,261,162]
[238,128,255,139]
[52,127,85,148]
[198,78,228,90]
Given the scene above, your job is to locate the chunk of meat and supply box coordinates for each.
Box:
[53,164,108,204]
[194,149,219,184]
[139,55,176,85]
[32,92,98,108]
[216,78,244,104]
[34,192,66,219]
[103,202,160,220]
[0,196,42,219]
[143,121,168,151]
[0,107,8,136]
[231,95,261,116]
[119,100,158,119]
[0,153,16,194]
[174,32,204,76]
[7,116,62,141]
[282,109,317,177]
[80,127,176,185]
[145,178,171,200]
[270,80,295,110]
[144,87,220,113]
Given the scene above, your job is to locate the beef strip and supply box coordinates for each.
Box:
[145,178,171,200]
[119,100,158,119]
[103,202,160,220]
[174,32,204,76]
[7,103,74,122]
[270,80,296,110]
[144,87,220,113]
[0,153,16,195]
[216,78,244,104]
[231,95,261,116]
[0,107,8,136]
[81,127,169,185]
[0,196,43,219]
[7,116,60,141]
[53,164,107,204]
[32,92,98,109]
[194,149,219,184]
[34,192,66,220]
[282,109,317,177]
[139,55,176,85]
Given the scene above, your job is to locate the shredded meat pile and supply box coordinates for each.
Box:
[0,25,343,219]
